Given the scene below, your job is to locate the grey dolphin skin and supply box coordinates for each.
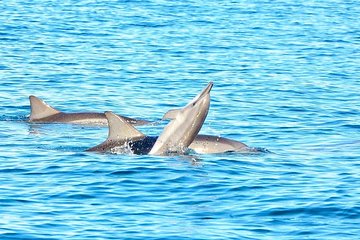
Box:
[189,135,250,154]
[28,95,150,126]
[149,82,213,155]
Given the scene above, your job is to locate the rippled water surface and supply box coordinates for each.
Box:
[1,0,360,239]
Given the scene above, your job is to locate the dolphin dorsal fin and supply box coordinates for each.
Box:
[105,111,145,141]
[162,109,181,120]
[29,95,60,120]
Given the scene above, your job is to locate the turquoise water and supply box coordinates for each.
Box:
[1,0,360,239]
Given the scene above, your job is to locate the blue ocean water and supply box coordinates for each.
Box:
[1,0,360,239]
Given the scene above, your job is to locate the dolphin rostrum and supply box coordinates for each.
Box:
[149,82,213,155]
[28,95,150,126]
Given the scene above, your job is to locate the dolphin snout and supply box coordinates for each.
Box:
[192,81,213,105]
[201,81,213,97]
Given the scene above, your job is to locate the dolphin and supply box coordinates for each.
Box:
[28,95,150,126]
[86,111,154,153]
[189,135,251,154]
[148,82,213,155]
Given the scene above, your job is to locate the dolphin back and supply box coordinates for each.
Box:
[189,135,249,154]
[86,111,146,152]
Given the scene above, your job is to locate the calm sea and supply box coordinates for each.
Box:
[1,0,359,239]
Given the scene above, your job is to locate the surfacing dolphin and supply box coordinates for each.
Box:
[88,82,213,155]
[28,95,150,126]
[189,135,252,154]
[86,111,156,153]
[149,81,213,155]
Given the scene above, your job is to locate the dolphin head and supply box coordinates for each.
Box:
[180,81,213,135]
[185,81,212,111]
[149,82,213,155]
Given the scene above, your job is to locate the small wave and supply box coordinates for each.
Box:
[249,147,272,154]
[109,170,137,176]
[66,193,96,200]
[260,205,360,219]
[343,124,360,129]
[0,232,40,240]
[0,168,29,173]
[0,115,28,122]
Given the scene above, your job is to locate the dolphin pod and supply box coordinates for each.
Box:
[28,95,150,126]
[29,82,256,155]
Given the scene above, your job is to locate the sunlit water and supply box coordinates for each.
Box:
[1,0,360,239]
